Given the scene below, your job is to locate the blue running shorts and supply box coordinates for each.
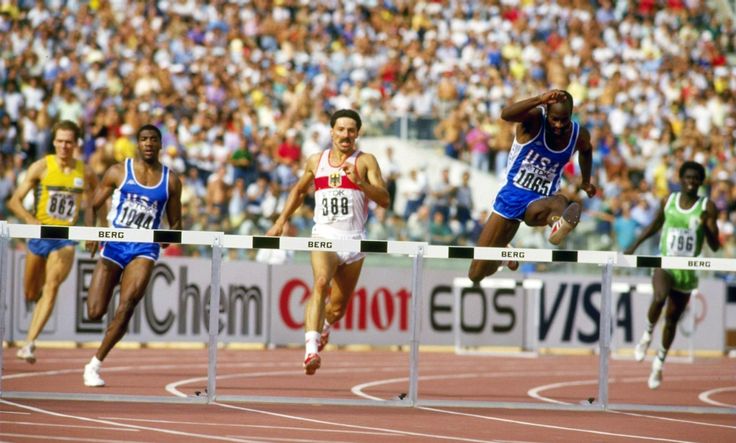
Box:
[27,239,77,258]
[100,241,160,269]
[492,185,546,221]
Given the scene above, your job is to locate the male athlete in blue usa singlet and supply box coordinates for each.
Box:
[82,124,182,388]
[101,157,170,266]
[494,108,580,219]
[468,90,597,284]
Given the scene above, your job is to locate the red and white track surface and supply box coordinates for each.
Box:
[2,348,734,442]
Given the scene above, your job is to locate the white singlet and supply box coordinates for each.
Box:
[312,149,368,236]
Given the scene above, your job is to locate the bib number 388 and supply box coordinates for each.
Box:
[319,190,353,220]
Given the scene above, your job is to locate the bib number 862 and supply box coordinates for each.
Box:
[47,193,75,219]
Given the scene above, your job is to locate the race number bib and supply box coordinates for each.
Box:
[666,228,696,256]
[512,164,552,194]
[115,198,156,229]
[318,189,354,221]
[46,191,76,221]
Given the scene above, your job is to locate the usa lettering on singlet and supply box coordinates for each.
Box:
[501,108,579,196]
[108,158,169,230]
[313,149,368,232]
[660,192,707,257]
[35,155,85,225]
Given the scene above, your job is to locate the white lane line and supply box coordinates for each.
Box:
[3,360,428,382]
[351,376,407,400]
[0,433,141,443]
[0,420,138,431]
[228,437,355,443]
[350,370,599,402]
[99,417,399,437]
[2,361,328,381]
[417,407,696,443]
[610,411,736,429]
[3,368,88,379]
[0,410,31,415]
[350,371,596,403]
[528,377,736,429]
[166,366,407,397]
[528,376,736,406]
[1,364,191,380]
[698,386,736,408]
[213,402,497,443]
[0,399,263,443]
[353,373,733,438]
[526,379,597,404]
[226,437,354,443]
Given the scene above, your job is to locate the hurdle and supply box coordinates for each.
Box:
[451,277,542,357]
[1,221,734,414]
[609,282,696,363]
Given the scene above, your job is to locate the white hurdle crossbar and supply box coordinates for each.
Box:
[5,223,734,271]
[0,223,734,414]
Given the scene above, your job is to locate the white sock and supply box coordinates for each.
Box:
[644,321,654,335]
[305,331,320,356]
[322,320,332,335]
[89,356,102,368]
[641,330,652,343]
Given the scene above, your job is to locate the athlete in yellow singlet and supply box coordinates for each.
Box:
[7,120,97,364]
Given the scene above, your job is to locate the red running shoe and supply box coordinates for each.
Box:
[548,202,581,245]
[303,353,321,375]
[318,328,330,352]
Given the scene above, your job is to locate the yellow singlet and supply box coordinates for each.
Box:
[35,155,85,225]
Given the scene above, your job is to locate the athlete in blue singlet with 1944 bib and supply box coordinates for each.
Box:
[468,90,597,283]
[81,124,182,387]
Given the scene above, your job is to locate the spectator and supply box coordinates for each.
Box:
[454,170,474,240]
[613,201,640,252]
[402,168,427,219]
[429,210,455,246]
[0,166,14,218]
[428,167,453,222]
[230,138,257,187]
[406,205,430,242]
[382,145,401,214]
[465,121,490,172]
[0,0,732,260]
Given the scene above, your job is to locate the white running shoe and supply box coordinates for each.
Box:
[634,333,651,362]
[548,202,581,245]
[16,343,36,364]
[83,363,105,387]
[648,358,663,390]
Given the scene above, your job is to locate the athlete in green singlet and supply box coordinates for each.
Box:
[625,161,720,389]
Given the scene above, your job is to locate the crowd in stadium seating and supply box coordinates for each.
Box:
[0,0,734,262]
